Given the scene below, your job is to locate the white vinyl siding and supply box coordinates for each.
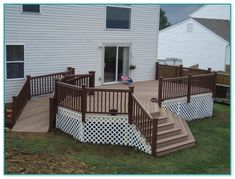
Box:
[158,18,228,72]
[4,5,160,102]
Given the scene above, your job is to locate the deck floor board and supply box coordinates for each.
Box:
[12,95,50,133]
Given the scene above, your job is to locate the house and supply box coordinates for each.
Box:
[4,4,160,103]
[157,5,230,72]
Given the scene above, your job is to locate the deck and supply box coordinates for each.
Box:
[99,80,160,114]
[11,80,160,132]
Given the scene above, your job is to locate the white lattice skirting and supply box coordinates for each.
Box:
[56,107,151,154]
[162,93,213,121]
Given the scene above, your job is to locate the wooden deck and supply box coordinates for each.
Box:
[99,80,160,114]
[12,95,51,133]
[12,80,160,132]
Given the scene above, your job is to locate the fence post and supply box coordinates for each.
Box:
[207,68,212,74]
[26,75,31,100]
[158,77,163,107]
[81,84,87,122]
[213,72,217,98]
[179,65,183,77]
[187,73,192,103]
[128,85,134,124]
[151,117,158,157]
[155,62,159,80]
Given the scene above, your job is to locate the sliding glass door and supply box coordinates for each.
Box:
[104,46,130,83]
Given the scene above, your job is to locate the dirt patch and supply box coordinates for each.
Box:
[5,132,93,174]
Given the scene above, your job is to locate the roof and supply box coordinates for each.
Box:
[193,18,230,42]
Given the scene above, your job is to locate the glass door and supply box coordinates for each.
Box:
[104,46,129,83]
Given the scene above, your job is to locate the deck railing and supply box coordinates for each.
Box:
[158,73,216,106]
[86,88,130,114]
[155,62,211,80]
[12,76,31,125]
[63,71,95,88]
[52,80,130,123]
[56,82,83,112]
[131,94,158,157]
[51,80,159,157]
[30,67,75,96]
[12,67,75,126]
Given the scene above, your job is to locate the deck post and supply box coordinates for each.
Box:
[179,65,183,77]
[81,84,87,122]
[49,97,57,129]
[88,71,96,88]
[54,79,59,99]
[67,67,75,75]
[151,117,158,157]
[187,73,192,103]
[207,68,212,73]
[26,75,31,100]
[158,77,163,107]
[88,71,95,95]
[213,72,217,98]
[128,85,134,124]
[12,96,17,126]
[155,62,159,80]
[71,68,75,74]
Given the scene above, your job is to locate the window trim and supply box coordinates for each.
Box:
[105,5,132,31]
[5,44,26,80]
[21,4,41,14]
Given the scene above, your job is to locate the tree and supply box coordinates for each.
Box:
[159,8,171,30]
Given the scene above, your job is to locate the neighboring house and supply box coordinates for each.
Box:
[157,5,230,71]
[4,4,160,103]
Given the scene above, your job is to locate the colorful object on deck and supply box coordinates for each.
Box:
[121,74,133,85]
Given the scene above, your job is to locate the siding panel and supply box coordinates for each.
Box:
[5,4,159,102]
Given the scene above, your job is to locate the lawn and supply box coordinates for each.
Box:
[5,103,230,174]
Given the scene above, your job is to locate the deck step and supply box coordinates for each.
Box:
[157,127,181,139]
[141,121,175,133]
[157,138,196,156]
[157,133,188,148]
[156,116,168,124]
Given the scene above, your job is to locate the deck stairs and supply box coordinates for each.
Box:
[153,108,195,156]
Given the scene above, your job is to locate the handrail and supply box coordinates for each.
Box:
[131,94,153,120]
[158,73,216,106]
[131,94,158,157]
[30,71,70,79]
[12,67,75,127]
[12,76,31,126]
[30,67,74,96]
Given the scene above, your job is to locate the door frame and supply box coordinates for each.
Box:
[102,43,132,85]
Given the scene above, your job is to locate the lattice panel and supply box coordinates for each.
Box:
[162,93,213,121]
[56,107,84,141]
[56,107,151,154]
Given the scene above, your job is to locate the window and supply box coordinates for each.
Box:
[106,6,131,29]
[187,23,193,32]
[6,45,24,79]
[22,5,40,13]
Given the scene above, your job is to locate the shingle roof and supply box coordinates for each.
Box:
[193,18,230,42]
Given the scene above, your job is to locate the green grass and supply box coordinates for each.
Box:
[5,103,230,174]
